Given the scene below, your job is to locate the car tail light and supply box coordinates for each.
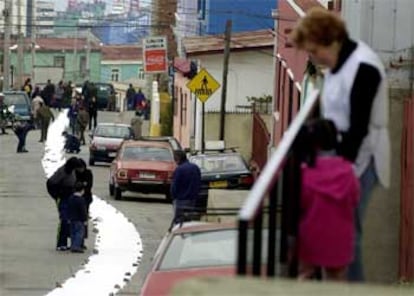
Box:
[240,175,253,185]
[90,141,97,150]
[117,169,128,179]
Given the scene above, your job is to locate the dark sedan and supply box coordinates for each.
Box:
[189,152,254,212]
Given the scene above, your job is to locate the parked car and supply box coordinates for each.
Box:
[95,82,116,110]
[138,136,183,151]
[75,82,116,110]
[89,123,134,166]
[188,152,254,212]
[141,222,269,296]
[0,91,32,122]
[109,140,176,200]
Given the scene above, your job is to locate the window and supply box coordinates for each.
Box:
[111,68,120,82]
[80,56,87,77]
[138,68,145,80]
[54,56,65,68]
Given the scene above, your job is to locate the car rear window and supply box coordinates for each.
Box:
[159,229,237,270]
[4,94,28,106]
[190,155,247,173]
[159,229,270,271]
[122,146,173,161]
[95,126,131,138]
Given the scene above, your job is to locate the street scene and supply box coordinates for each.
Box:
[1,0,414,295]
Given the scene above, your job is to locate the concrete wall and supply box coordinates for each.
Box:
[364,90,404,283]
[204,112,272,161]
[188,50,274,112]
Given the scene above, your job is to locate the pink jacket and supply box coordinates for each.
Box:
[298,156,360,267]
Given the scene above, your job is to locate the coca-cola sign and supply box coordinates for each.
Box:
[143,36,168,73]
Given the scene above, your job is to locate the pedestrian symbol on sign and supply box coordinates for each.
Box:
[187,68,220,103]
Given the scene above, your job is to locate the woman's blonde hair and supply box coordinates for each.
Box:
[291,7,348,48]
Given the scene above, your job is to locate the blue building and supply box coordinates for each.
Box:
[200,0,276,35]
[93,13,150,45]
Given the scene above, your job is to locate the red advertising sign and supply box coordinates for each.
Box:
[143,36,168,73]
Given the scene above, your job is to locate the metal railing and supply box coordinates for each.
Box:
[237,90,319,277]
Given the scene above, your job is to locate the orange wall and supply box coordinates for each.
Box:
[173,72,193,149]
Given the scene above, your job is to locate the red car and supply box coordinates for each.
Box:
[109,140,176,200]
[141,222,242,296]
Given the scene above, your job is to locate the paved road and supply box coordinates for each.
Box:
[0,111,173,296]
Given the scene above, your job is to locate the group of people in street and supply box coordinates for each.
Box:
[46,157,94,253]
[126,84,150,119]
[2,78,102,153]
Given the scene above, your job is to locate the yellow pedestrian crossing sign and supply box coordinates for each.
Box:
[187,68,221,103]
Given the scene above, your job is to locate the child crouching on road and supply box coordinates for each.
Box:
[68,181,88,253]
[297,119,360,281]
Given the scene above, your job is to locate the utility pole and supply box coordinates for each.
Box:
[410,45,414,98]
[2,0,11,91]
[85,27,91,81]
[219,20,232,141]
[31,0,36,85]
[17,0,24,88]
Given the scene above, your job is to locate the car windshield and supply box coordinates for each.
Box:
[158,229,269,270]
[122,146,173,161]
[95,126,131,138]
[159,229,237,270]
[190,154,247,173]
[97,84,112,94]
[4,94,27,106]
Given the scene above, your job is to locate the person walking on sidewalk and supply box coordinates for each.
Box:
[12,120,34,153]
[291,7,390,282]
[76,105,89,145]
[170,150,201,224]
[68,181,88,253]
[75,158,94,248]
[46,157,83,251]
[36,102,54,143]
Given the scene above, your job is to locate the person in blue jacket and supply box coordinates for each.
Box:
[171,150,201,224]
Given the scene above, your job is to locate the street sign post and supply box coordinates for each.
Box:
[187,68,221,153]
[186,68,221,103]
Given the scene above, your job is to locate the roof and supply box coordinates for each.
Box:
[183,29,274,55]
[101,45,143,61]
[297,0,325,12]
[7,38,102,51]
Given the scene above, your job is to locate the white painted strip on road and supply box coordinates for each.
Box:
[42,109,143,295]
[46,196,143,296]
[41,109,70,179]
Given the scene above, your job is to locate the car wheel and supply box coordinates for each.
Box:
[109,183,114,196]
[89,157,95,166]
[115,187,122,200]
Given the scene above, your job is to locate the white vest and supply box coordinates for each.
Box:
[321,41,390,188]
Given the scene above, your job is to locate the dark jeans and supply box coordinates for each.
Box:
[89,112,97,130]
[40,119,51,142]
[15,129,28,152]
[347,159,378,282]
[57,219,70,248]
[172,199,197,224]
[70,221,85,251]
